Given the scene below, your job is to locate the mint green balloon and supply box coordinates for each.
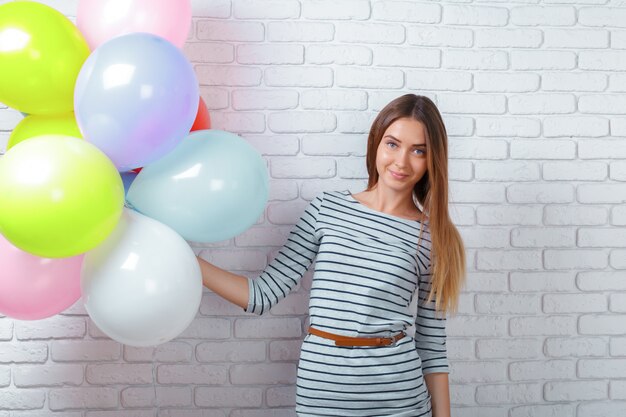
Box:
[126,130,269,243]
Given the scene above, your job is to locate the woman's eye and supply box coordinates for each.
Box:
[386,141,397,148]
[413,149,425,155]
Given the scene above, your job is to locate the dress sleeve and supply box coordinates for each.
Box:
[415,259,450,375]
[245,193,323,315]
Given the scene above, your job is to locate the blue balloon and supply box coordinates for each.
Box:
[74,33,199,172]
[120,171,138,196]
[127,130,269,243]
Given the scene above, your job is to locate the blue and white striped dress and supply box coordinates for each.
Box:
[246,190,449,416]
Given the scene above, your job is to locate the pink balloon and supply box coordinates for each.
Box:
[77,0,192,50]
[0,235,83,320]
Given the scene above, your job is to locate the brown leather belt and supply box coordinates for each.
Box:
[308,326,405,347]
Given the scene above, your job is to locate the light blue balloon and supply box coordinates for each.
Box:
[74,33,199,172]
[127,130,269,243]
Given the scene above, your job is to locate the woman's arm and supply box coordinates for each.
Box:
[197,255,249,309]
[425,372,451,417]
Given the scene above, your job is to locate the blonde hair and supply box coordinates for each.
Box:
[365,94,466,314]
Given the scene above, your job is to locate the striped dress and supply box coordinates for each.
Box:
[246,190,449,416]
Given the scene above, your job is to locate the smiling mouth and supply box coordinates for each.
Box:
[389,170,409,179]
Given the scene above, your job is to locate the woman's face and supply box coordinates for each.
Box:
[375,117,428,195]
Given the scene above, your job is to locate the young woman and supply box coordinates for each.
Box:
[198,94,466,417]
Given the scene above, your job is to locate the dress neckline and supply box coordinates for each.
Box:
[345,191,427,224]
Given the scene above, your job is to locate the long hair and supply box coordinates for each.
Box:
[365,94,465,315]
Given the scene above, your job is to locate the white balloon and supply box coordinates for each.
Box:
[81,208,202,346]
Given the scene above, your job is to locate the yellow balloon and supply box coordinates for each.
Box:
[8,113,82,150]
[0,135,124,258]
[0,2,90,114]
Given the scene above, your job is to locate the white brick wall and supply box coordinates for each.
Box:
[1,0,626,415]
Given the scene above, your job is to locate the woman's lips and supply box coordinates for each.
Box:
[389,170,408,180]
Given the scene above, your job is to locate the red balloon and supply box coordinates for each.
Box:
[132,167,142,173]
[191,97,211,132]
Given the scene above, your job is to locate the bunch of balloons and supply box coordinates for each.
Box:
[0,0,269,347]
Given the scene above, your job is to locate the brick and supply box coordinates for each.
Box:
[544,162,607,181]
[476,383,542,404]
[609,74,626,92]
[443,50,508,70]
[612,206,626,225]
[268,22,334,42]
[580,358,626,378]
[509,405,576,417]
[577,402,626,416]
[443,5,508,26]
[543,116,609,137]
[196,21,263,42]
[543,294,607,313]
[510,272,576,292]
[336,67,403,89]
[195,387,262,407]
[463,272,507,292]
[509,360,574,381]
[13,365,83,387]
[233,0,299,19]
[184,43,234,64]
[510,316,576,336]
[610,160,626,180]
[0,343,47,363]
[270,340,303,361]
[511,51,576,70]
[476,338,542,359]
[511,6,575,26]
[544,249,608,270]
[545,380,607,401]
[192,0,231,18]
[475,161,540,181]
[306,45,372,65]
[475,73,539,93]
[509,94,576,115]
[579,7,626,28]
[580,315,626,336]
[475,117,540,137]
[245,135,299,157]
[234,318,302,338]
[447,316,507,337]
[449,160,473,181]
[438,94,506,114]
[407,26,473,47]
[197,341,265,363]
[178,318,231,339]
[510,140,576,160]
[476,294,540,314]
[267,386,296,407]
[123,342,193,363]
[86,364,153,385]
[270,157,335,178]
[476,29,541,47]
[578,271,626,291]
[610,337,626,356]
[157,364,228,384]
[544,28,608,48]
[407,70,471,92]
[580,51,626,70]
[544,205,608,226]
[507,184,574,204]
[578,184,626,203]
[196,66,261,86]
[124,386,191,408]
[337,158,367,179]
[511,227,574,248]
[301,134,366,156]
[450,361,505,383]
[232,90,298,111]
[237,44,303,65]
[373,46,440,68]
[0,390,45,410]
[302,0,370,19]
[336,22,404,44]
[235,226,290,247]
[477,206,542,225]
[301,90,367,110]
[0,320,12,340]
[265,67,333,87]
[545,337,607,358]
[15,317,85,340]
[610,294,626,313]
[336,111,377,133]
[458,227,509,249]
[449,183,505,203]
[49,388,117,410]
[580,95,626,114]
[200,87,229,110]
[579,228,626,247]
[373,1,441,23]
[231,363,296,384]
[542,72,607,92]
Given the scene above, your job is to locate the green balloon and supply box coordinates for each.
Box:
[0,135,124,258]
[0,1,89,114]
[8,113,82,150]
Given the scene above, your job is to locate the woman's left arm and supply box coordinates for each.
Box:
[425,372,451,417]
